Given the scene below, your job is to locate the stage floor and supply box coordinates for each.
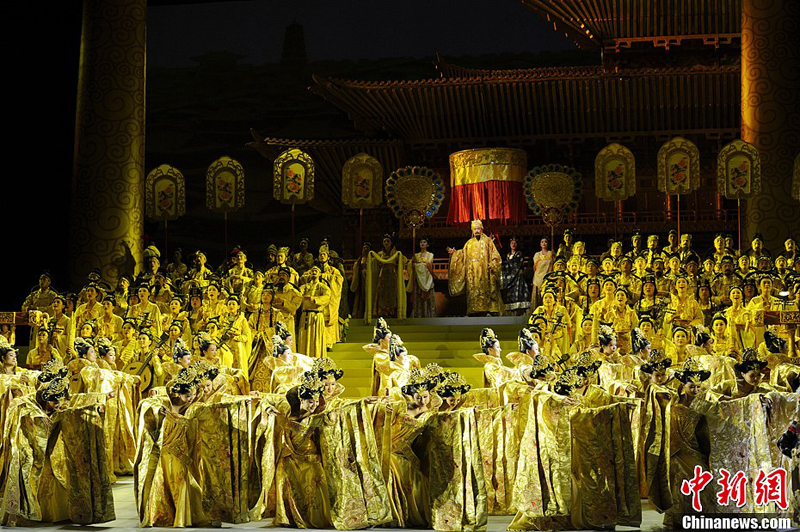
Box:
[28,477,669,531]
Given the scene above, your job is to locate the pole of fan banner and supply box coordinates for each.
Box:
[164,219,169,259]
[359,208,363,250]
[224,212,228,256]
[411,221,416,318]
[676,194,681,238]
[291,202,296,251]
[737,198,742,254]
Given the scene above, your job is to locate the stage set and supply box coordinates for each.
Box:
[2,0,800,530]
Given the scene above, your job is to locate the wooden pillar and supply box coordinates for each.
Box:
[71,0,146,287]
[741,0,800,251]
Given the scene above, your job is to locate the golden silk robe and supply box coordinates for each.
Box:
[188,396,252,524]
[319,263,344,347]
[473,354,519,390]
[0,397,115,525]
[692,391,797,514]
[474,403,521,515]
[273,284,302,337]
[418,408,488,532]
[134,397,210,527]
[79,366,139,478]
[725,304,756,352]
[298,280,330,358]
[274,414,333,528]
[386,404,431,527]
[219,313,253,380]
[372,351,421,398]
[510,389,641,531]
[448,236,503,315]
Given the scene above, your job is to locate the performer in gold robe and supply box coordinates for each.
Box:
[447,219,503,315]
[273,268,302,337]
[218,296,252,379]
[316,244,344,348]
[298,266,330,358]
[266,247,299,286]
[473,327,518,389]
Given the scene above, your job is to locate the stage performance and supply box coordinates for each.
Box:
[4,0,800,530]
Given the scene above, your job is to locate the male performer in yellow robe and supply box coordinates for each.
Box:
[267,246,299,286]
[273,267,302,336]
[298,266,331,358]
[447,219,503,315]
[317,244,343,348]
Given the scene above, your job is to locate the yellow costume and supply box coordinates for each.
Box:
[448,220,503,315]
[298,274,330,358]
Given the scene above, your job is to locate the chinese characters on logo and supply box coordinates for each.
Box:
[681,466,788,512]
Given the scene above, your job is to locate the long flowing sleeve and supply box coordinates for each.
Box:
[448,248,467,297]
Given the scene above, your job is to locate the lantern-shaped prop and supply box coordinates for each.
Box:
[657,137,700,236]
[717,140,762,251]
[595,143,635,238]
[206,156,245,254]
[524,164,583,231]
[273,148,315,248]
[447,148,527,225]
[145,164,185,258]
[342,152,383,246]
[595,143,636,201]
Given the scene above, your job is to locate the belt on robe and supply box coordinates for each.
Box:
[303,310,321,314]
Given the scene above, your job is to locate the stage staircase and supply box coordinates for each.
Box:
[330,316,528,398]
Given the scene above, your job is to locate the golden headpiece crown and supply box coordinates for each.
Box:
[439,371,471,397]
[422,362,448,385]
[298,371,325,398]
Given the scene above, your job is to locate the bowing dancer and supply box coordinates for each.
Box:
[1,363,115,526]
[473,327,518,389]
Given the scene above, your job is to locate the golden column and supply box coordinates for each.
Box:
[741,0,800,251]
[71,0,146,287]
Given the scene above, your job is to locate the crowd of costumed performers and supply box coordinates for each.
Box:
[0,227,797,528]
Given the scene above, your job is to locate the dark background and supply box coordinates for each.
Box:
[5,0,577,310]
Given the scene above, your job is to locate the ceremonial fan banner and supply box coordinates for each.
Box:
[657,137,700,196]
[365,166,445,322]
[145,164,185,221]
[342,152,383,246]
[524,164,583,228]
[206,156,245,212]
[716,140,761,200]
[447,148,527,225]
[145,164,185,258]
[341,152,382,209]
[595,143,635,201]
[273,148,315,205]
[206,156,245,253]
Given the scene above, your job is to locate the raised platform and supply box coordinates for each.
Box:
[332,316,527,398]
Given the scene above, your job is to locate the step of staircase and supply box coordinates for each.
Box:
[332,317,526,398]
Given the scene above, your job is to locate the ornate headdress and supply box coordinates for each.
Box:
[438,371,471,398]
[554,368,583,396]
[38,358,68,384]
[74,337,94,358]
[278,246,290,256]
[529,355,554,380]
[40,374,69,402]
[275,321,292,341]
[480,328,499,352]
[675,357,711,384]
[172,337,191,363]
[640,349,672,374]
[734,348,768,373]
[170,366,199,395]
[764,330,788,354]
[373,317,391,343]
[598,324,617,347]
[0,339,18,358]
[389,334,406,361]
[298,372,325,399]
[573,351,602,377]
[693,325,712,347]
[192,359,220,382]
[400,368,436,397]
[313,357,344,380]
[96,337,114,357]
[272,334,290,357]
[518,327,537,352]
[631,327,650,355]
[422,363,448,385]
[711,312,727,325]
[267,244,278,254]
[470,219,483,231]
